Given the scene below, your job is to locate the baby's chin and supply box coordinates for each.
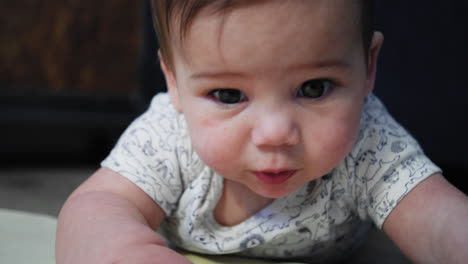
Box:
[248,183,299,200]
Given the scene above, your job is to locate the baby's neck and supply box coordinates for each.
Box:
[214,179,273,227]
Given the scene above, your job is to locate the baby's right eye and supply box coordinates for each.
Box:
[208,89,247,104]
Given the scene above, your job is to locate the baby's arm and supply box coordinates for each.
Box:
[383,173,468,263]
[56,168,191,264]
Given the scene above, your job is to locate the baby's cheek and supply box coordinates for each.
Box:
[190,124,241,173]
[315,118,360,164]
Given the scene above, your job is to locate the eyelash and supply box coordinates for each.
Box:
[207,79,336,105]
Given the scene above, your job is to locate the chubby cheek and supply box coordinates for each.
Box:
[187,117,243,174]
[308,109,361,171]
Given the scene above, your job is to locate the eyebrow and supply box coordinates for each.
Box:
[189,59,351,80]
[287,59,352,72]
[190,71,248,80]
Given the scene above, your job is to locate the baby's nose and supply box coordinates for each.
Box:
[251,110,300,148]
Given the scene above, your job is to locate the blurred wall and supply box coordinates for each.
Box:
[0,1,144,167]
[0,0,140,94]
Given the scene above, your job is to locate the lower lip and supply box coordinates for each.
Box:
[254,170,296,185]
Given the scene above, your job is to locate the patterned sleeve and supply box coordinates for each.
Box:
[100,93,186,216]
[346,94,442,229]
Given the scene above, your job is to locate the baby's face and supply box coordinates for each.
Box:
[165,0,380,199]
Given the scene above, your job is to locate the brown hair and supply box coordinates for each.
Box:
[152,0,374,71]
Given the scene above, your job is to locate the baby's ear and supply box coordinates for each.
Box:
[365,31,384,95]
[159,51,182,112]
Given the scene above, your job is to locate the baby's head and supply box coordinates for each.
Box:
[151,0,383,200]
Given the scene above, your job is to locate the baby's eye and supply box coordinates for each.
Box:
[209,89,247,104]
[297,79,333,99]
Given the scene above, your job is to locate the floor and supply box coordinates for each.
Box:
[0,167,411,263]
[0,167,92,217]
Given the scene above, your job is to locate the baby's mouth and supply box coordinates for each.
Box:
[254,170,296,184]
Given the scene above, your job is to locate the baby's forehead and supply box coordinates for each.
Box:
[158,0,367,71]
[171,0,360,41]
[169,1,365,77]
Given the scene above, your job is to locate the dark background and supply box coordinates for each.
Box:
[1,1,467,193]
[373,2,468,193]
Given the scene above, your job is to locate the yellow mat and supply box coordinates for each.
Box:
[182,251,303,264]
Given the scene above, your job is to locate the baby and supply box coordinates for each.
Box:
[56,0,468,263]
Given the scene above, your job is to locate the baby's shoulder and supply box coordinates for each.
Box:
[353,94,420,155]
[332,93,428,187]
[332,94,441,228]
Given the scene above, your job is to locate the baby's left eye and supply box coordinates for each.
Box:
[297,79,333,99]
